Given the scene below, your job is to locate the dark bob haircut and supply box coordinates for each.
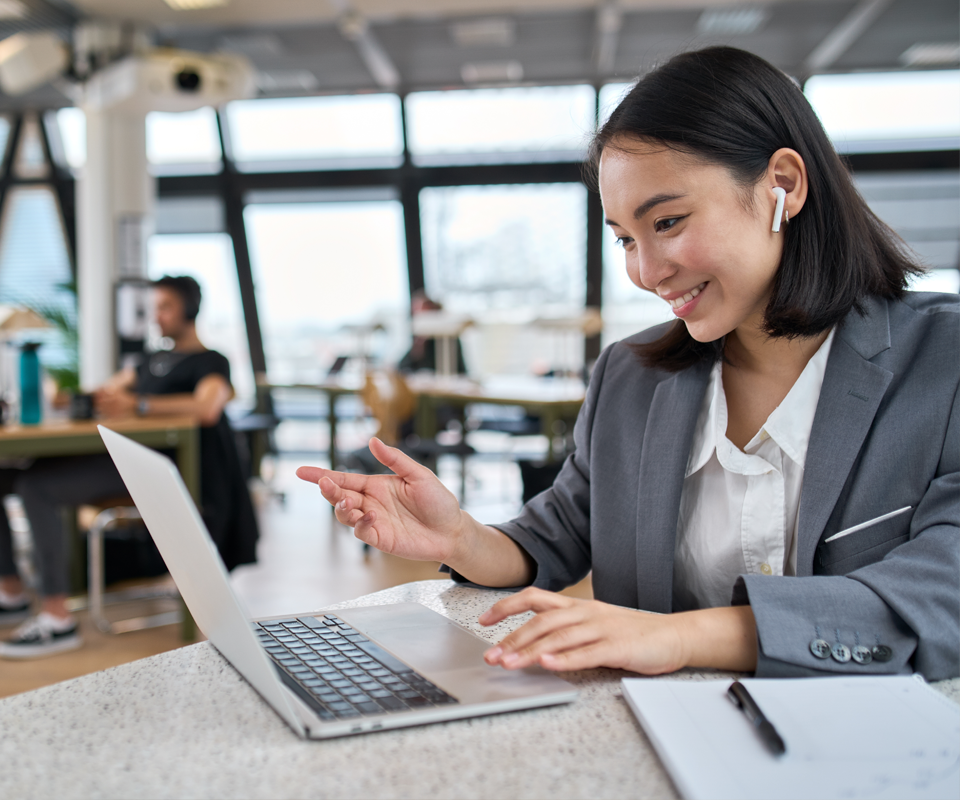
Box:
[153,274,202,322]
[586,46,922,372]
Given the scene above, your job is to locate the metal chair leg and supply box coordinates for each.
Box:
[88,517,106,633]
[86,506,182,635]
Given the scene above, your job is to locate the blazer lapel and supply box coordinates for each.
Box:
[796,300,894,573]
[635,362,710,612]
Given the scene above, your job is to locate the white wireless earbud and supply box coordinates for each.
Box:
[771,187,786,233]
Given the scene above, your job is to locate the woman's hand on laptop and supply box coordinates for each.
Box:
[296,438,533,587]
[479,587,758,675]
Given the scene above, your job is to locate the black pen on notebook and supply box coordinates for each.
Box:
[727,680,786,756]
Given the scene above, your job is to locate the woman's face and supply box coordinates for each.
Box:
[599,138,785,344]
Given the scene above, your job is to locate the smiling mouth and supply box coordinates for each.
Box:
[667,282,707,309]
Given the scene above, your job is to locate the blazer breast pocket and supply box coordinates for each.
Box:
[816,511,913,574]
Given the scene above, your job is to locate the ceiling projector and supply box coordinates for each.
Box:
[82,48,255,112]
[0,31,254,111]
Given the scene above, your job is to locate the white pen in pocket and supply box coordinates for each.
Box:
[823,506,913,543]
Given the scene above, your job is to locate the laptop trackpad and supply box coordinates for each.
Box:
[335,603,576,707]
[337,603,489,673]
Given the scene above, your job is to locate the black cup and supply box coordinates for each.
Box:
[70,392,95,420]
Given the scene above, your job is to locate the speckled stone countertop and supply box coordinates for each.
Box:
[1,579,958,800]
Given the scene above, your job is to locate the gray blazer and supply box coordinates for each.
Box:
[493,292,959,680]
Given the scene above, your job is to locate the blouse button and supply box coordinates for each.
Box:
[760,563,773,575]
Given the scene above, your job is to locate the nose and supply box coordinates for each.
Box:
[629,243,675,293]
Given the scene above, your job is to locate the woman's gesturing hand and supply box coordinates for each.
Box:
[479,587,758,674]
[296,437,465,564]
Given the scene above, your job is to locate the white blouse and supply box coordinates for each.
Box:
[672,330,835,611]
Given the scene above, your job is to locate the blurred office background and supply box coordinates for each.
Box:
[0,0,956,694]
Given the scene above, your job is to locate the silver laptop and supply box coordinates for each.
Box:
[99,426,577,739]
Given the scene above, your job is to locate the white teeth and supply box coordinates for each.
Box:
[668,282,706,309]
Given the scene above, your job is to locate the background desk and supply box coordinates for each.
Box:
[263,380,361,469]
[0,416,200,503]
[0,416,200,640]
[267,376,585,468]
[1,579,957,800]
[410,375,585,463]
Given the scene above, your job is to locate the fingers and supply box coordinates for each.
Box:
[295,466,371,493]
[479,587,570,627]
[314,476,354,507]
[296,467,375,519]
[368,438,432,481]
[478,592,638,673]
[352,511,379,548]
[335,504,367,528]
[501,625,602,671]
[295,466,325,483]
[316,478,372,528]
[538,643,609,672]
[483,604,587,668]
[480,598,684,675]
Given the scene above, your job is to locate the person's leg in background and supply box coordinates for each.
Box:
[0,455,128,659]
[0,468,29,625]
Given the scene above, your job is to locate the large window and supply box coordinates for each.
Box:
[55,107,85,170]
[226,94,403,171]
[405,85,595,165]
[420,183,589,376]
[420,183,587,313]
[55,107,224,173]
[0,116,11,164]
[854,170,960,294]
[245,197,409,384]
[0,186,76,373]
[805,70,960,152]
[146,108,222,174]
[598,82,633,126]
[147,233,253,404]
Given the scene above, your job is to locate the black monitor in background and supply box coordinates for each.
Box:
[326,356,349,378]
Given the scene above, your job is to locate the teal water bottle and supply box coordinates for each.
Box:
[19,342,41,425]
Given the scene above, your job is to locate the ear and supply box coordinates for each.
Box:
[766,147,808,222]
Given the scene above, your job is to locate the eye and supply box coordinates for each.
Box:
[654,216,684,233]
[614,235,634,248]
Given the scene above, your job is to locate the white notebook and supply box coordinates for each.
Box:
[621,675,960,800]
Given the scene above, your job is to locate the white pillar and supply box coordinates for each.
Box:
[77,108,154,390]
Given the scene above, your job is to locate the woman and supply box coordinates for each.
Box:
[297,47,958,680]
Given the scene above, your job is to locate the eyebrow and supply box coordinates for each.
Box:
[604,192,687,228]
[633,193,686,220]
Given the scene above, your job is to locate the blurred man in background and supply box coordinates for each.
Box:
[0,275,258,659]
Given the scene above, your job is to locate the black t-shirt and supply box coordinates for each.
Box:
[398,338,467,374]
[135,350,231,397]
[134,349,258,570]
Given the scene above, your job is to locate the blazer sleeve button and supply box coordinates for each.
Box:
[851,645,873,664]
[809,639,832,659]
[831,643,852,663]
[871,644,893,663]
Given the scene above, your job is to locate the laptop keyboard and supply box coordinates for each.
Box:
[256,614,459,721]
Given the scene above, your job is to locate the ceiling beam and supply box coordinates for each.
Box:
[802,0,893,75]
[329,0,400,90]
[593,1,623,76]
